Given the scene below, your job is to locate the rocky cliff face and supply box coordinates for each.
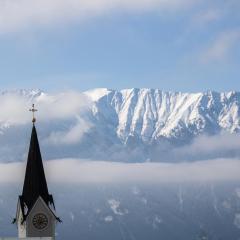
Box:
[0,88,240,162]
[85,88,240,143]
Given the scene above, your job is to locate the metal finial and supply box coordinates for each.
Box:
[29,104,38,123]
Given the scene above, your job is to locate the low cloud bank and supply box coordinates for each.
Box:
[0,158,239,183]
[172,133,240,161]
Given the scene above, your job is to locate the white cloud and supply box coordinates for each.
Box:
[0,91,91,126]
[0,158,239,183]
[200,29,240,63]
[174,133,240,158]
[0,94,30,125]
[36,91,91,121]
[0,0,198,33]
[45,117,93,145]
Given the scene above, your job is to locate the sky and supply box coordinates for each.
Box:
[0,0,239,92]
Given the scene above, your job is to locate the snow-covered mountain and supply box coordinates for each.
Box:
[0,88,240,162]
[85,88,240,142]
[0,89,240,240]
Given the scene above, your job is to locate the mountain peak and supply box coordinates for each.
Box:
[84,88,240,142]
[0,88,240,162]
[84,88,113,101]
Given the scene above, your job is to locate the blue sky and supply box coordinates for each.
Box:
[0,0,239,92]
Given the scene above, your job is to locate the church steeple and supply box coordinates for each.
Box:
[15,104,60,239]
[21,124,54,212]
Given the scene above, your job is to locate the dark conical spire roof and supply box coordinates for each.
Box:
[13,117,60,225]
[21,124,54,212]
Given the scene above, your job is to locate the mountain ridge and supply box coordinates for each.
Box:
[0,88,240,162]
[84,88,240,142]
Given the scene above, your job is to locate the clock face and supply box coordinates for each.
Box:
[32,213,48,230]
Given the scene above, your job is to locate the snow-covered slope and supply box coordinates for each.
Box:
[85,88,240,142]
[0,88,240,162]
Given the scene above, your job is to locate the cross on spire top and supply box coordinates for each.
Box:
[29,104,38,123]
